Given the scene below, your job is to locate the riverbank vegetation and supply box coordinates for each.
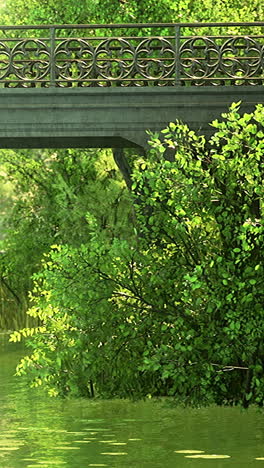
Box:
[8,103,264,407]
[0,0,263,407]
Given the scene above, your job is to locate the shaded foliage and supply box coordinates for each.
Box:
[0,148,134,328]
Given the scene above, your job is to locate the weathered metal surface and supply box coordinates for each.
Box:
[0,22,263,87]
[0,86,262,149]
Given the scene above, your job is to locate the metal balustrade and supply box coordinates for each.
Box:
[0,22,263,87]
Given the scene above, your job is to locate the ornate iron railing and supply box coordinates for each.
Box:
[0,22,263,87]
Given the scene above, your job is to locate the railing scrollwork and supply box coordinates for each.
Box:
[0,22,263,87]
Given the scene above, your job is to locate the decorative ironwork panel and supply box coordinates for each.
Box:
[54,38,95,86]
[0,23,263,87]
[180,35,264,85]
[53,36,175,86]
[0,38,50,87]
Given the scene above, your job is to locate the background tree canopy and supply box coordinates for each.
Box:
[1,0,263,25]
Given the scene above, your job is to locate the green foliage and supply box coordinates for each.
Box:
[11,103,264,407]
[0,147,133,325]
[1,0,263,28]
[1,0,264,406]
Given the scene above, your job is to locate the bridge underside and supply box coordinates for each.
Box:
[0,86,263,149]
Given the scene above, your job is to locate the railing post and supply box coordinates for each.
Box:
[50,26,56,87]
[175,25,181,86]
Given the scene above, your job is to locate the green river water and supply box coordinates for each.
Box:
[1,334,264,468]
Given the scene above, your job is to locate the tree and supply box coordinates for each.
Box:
[1,0,263,26]
[11,103,264,407]
[0,147,134,325]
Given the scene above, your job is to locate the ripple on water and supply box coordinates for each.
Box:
[175,450,205,454]
[80,419,106,423]
[29,462,67,465]
[65,431,87,435]
[185,454,231,459]
[26,465,50,468]
[88,465,108,467]
[109,442,127,446]
[85,428,110,432]
[0,447,20,451]
[99,440,117,443]
[0,439,24,446]
[101,452,128,456]
[51,446,81,450]
[74,440,91,443]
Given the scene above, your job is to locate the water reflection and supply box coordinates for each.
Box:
[1,334,264,467]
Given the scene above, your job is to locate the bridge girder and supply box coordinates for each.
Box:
[0,86,263,150]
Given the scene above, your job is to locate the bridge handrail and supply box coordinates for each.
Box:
[0,22,263,30]
[0,22,263,87]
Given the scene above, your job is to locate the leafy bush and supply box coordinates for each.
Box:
[11,103,264,406]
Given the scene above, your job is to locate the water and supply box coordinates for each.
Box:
[1,334,264,468]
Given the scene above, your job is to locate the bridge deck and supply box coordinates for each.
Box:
[0,22,263,148]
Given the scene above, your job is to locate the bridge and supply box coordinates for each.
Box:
[0,22,263,150]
